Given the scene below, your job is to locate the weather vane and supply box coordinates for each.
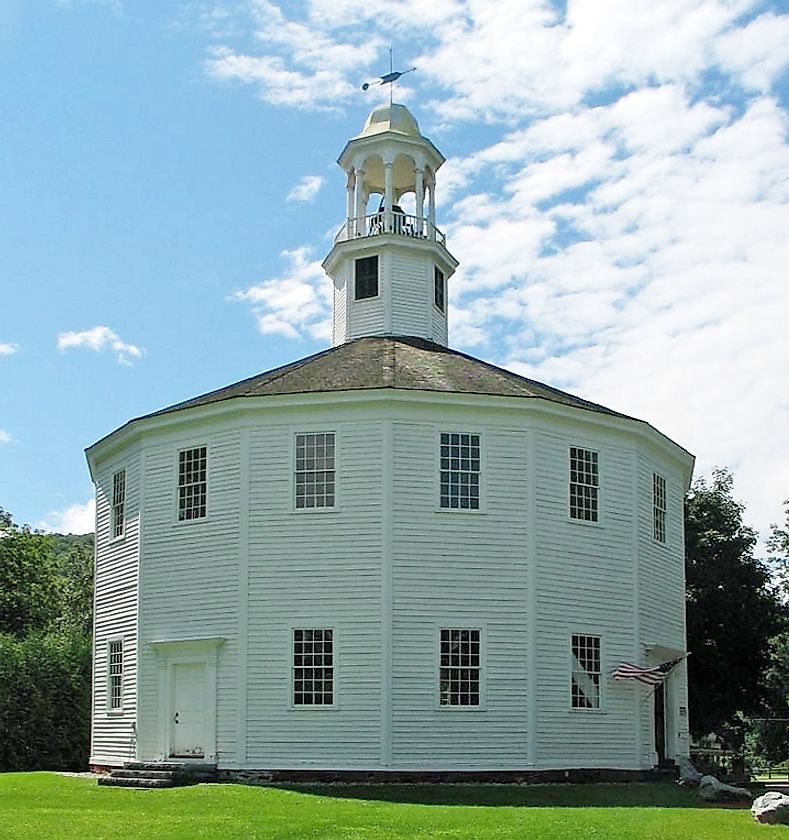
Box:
[361,47,416,105]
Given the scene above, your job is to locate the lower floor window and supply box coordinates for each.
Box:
[440,628,481,706]
[108,639,123,710]
[571,634,601,709]
[293,629,334,705]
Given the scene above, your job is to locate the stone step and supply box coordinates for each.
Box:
[112,769,176,780]
[124,761,217,775]
[98,776,174,789]
[99,761,219,789]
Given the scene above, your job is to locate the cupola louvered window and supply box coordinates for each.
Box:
[355,255,378,300]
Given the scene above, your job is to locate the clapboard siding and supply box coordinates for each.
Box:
[91,450,140,765]
[136,428,242,763]
[391,253,427,338]
[245,417,383,767]
[532,427,639,768]
[333,272,347,345]
[390,420,530,768]
[432,301,448,345]
[90,388,691,771]
[636,453,690,762]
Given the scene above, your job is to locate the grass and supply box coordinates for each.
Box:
[0,772,776,840]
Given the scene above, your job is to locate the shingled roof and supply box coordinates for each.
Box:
[147,335,626,420]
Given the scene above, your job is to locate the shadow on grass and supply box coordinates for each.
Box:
[269,781,761,809]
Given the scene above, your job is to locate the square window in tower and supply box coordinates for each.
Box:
[355,256,379,300]
[434,267,445,312]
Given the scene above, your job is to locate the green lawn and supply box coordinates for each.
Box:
[0,772,777,840]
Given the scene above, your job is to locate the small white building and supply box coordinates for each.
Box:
[87,104,693,777]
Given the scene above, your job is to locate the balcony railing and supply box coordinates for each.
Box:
[334,212,446,247]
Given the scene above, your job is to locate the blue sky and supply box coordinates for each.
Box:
[1,0,787,547]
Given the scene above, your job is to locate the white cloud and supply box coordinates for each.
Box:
[201,0,789,546]
[38,498,96,535]
[287,175,325,203]
[57,325,145,365]
[0,428,12,445]
[0,342,19,356]
[445,90,789,544]
[232,247,332,341]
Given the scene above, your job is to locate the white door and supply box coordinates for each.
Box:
[171,662,207,758]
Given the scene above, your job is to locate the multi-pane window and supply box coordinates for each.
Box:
[111,469,126,539]
[108,639,123,710]
[653,473,667,543]
[293,629,334,706]
[440,628,481,706]
[295,432,335,509]
[439,432,480,510]
[571,634,601,709]
[434,266,445,312]
[355,255,379,300]
[569,447,599,522]
[178,446,207,521]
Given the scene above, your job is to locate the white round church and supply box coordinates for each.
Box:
[87,104,693,778]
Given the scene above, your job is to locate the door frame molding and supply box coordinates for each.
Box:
[151,637,225,763]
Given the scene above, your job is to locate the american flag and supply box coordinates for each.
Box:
[611,657,684,686]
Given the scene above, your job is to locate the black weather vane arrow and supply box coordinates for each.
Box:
[361,67,416,91]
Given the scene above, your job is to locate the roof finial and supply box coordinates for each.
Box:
[361,47,416,104]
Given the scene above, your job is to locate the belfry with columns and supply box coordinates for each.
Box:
[323,103,458,347]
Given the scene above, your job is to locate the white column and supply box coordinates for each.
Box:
[428,180,436,241]
[384,161,393,233]
[355,169,366,236]
[414,167,424,237]
[346,170,356,239]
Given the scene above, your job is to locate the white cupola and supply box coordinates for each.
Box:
[323,103,458,346]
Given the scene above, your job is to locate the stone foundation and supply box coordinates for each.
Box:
[217,767,676,786]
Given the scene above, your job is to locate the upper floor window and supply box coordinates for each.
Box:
[653,472,667,543]
[569,446,599,522]
[439,432,480,510]
[440,628,481,706]
[293,628,334,706]
[178,446,207,521]
[295,432,335,509]
[434,266,445,312]
[355,255,378,300]
[108,639,124,711]
[111,469,126,539]
[571,634,601,709]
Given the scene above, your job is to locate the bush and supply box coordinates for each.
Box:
[0,629,92,770]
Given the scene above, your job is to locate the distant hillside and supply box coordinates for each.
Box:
[49,533,94,559]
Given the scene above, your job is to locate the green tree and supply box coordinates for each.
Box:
[768,499,789,596]
[52,536,94,634]
[0,509,60,637]
[0,509,94,770]
[685,470,785,741]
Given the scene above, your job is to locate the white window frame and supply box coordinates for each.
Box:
[436,625,486,711]
[292,430,338,513]
[107,637,124,714]
[570,633,604,711]
[653,472,667,544]
[111,468,126,540]
[568,445,600,524]
[354,255,379,301]
[434,266,445,312]
[290,627,337,709]
[436,430,484,513]
[176,444,208,523]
